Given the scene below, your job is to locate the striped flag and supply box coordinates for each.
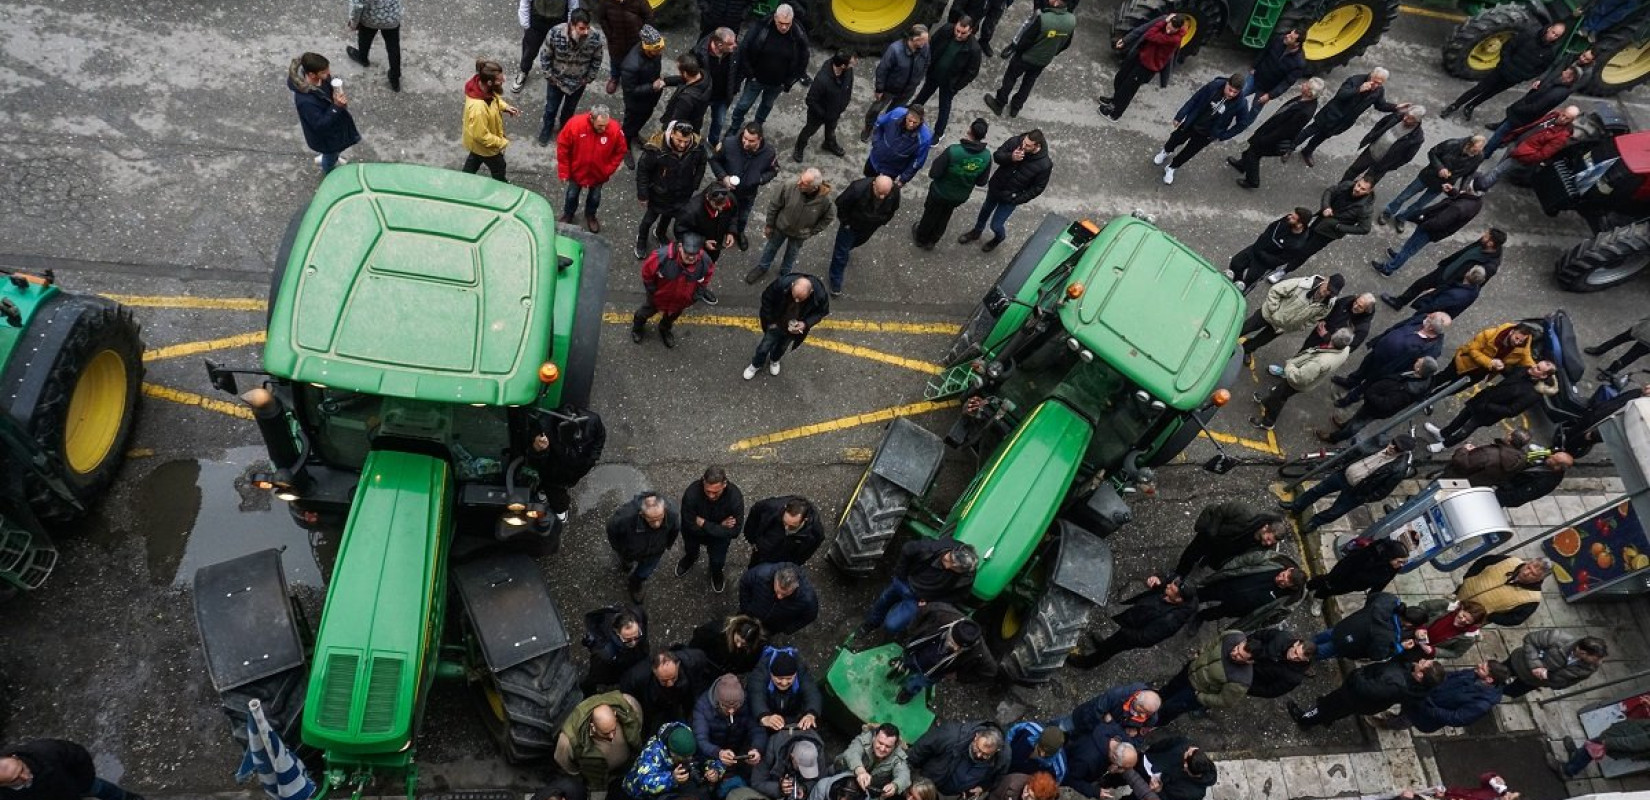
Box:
[237,698,316,800]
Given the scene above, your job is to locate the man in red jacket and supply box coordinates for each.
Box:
[632,232,713,348]
[557,105,629,233]
[1099,14,1183,121]
[1480,104,1578,190]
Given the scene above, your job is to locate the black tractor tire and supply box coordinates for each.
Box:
[1441,5,1535,81]
[558,234,611,412]
[996,585,1095,684]
[1581,26,1650,97]
[1554,220,1650,292]
[220,667,309,749]
[11,295,144,523]
[1110,0,1228,59]
[473,646,582,764]
[827,472,911,578]
[268,208,305,323]
[648,0,697,29]
[1278,0,1398,74]
[809,0,946,56]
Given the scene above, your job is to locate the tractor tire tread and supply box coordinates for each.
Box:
[827,474,910,578]
[1555,221,1650,292]
[1000,585,1095,684]
[1441,5,1535,81]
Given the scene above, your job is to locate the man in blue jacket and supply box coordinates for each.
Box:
[865,106,934,187]
[1232,27,1305,134]
[1154,73,1245,185]
[1391,661,1509,732]
[287,52,362,173]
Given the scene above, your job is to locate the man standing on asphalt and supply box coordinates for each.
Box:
[987,0,1076,118]
[347,0,404,92]
[746,170,835,284]
[536,9,606,143]
[1227,207,1313,291]
[1321,356,1438,443]
[678,467,744,593]
[557,104,627,231]
[692,28,740,145]
[511,0,568,95]
[958,129,1051,253]
[1252,327,1355,432]
[618,26,668,168]
[1229,78,1321,190]
[1333,311,1451,406]
[865,105,934,187]
[1442,21,1566,121]
[737,562,821,635]
[913,118,992,250]
[912,18,983,140]
[1428,361,1557,448]
[1288,176,1376,273]
[607,492,681,603]
[828,175,902,296]
[1381,228,1504,308]
[795,52,856,162]
[710,122,780,251]
[1286,68,1406,168]
[632,232,713,348]
[1291,659,1445,729]
[862,25,932,142]
[1485,64,1581,155]
[728,5,811,133]
[1303,291,1377,351]
[1373,177,1484,275]
[461,59,522,182]
[1154,630,1255,724]
[1097,12,1179,121]
[1440,429,1534,485]
[1153,72,1245,185]
[744,273,830,381]
[674,186,738,280]
[1280,435,1417,531]
[1380,134,1486,227]
[0,739,145,800]
[1239,272,1342,356]
[859,538,980,635]
[657,54,712,133]
[1342,106,1427,184]
[287,52,361,174]
[1173,500,1284,578]
[1233,27,1305,134]
[1068,575,1197,669]
[596,0,653,96]
[634,121,709,260]
[745,495,825,566]
[1480,104,1579,189]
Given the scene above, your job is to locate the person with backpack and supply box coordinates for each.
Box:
[1280,435,1418,533]
[912,118,992,250]
[632,232,714,348]
[890,602,996,704]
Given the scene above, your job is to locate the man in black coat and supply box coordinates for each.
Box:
[710,123,780,250]
[634,121,709,259]
[744,272,830,380]
[737,561,820,635]
[1227,207,1313,290]
[1230,78,1321,189]
[1323,356,1437,443]
[892,602,996,703]
[0,739,141,800]
[582,605,649,694]
[1404,265,1487,322]
[619,32,668,165]
[1281,435,1417,533]
[1382,228,1504,308]
[1342,107,1426,184]
[908,722,1010,797]
[747,648,823,729]
[1172,500,1284,578]
[860,537,979,635]
[1154,73,1245,185]
[1302,292,1377,351]
[692,28,739,143]
[607,492,681,603]
[1288,69,1407,167]
[678,466,745,592]
[1496,452,1574,507]
[1373,177,1484,276]
[674,186,739,269]
[744,495,824,565]
[1290,658,1445,728]
[1233,27,1306,135]
[795,51,855,161]
[1306,538,1409,598]
[1486,63,1582,156]
[1333,311,1450,406]
[621,648,715,733]
[827,175,901,295]
[1247,629,1315,699]
[958,129,1051,252]
[1067,574,1198,669]
[1289,176,1376,271]
[913,19,984,140]
[1429,361,1557,447]
[1442,21,1566,121]
[658,54,713,133]
[1380,135,1486,226]
[727,6,811,133]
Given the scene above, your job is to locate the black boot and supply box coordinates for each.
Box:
[627,576,645,604]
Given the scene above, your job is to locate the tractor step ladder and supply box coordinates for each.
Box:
[0,516,57,590]
[1241,0,1291,48]
[925,363,983,401]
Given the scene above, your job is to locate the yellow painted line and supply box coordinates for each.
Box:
[730,399,961,452]
[144,332,266,362]
[1200,427,1285,457]
[599,311,958,335]
[142,383,253,419]
[806,336,943,375]
[105,294,267,311]
[1400,4,1469,21]
[126,448,155,459]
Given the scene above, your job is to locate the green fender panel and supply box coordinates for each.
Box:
[821,642,936,739]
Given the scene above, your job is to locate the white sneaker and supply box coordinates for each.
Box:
[768,361,782,376]
[1163,166,1176,185]
[1222,269,1234,279]
[1153,150,1171,166]
[1424,422,1442,441]
[1234,280,1247,291]
[313,155,349,167]
[1265,268,1286,284]
[742,365,758,380]
[1428,442,1445,454]
[510,73,527,94]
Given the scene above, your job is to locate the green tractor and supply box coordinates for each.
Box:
[191,163,609,796]
[0,269,144,600]
[644,0,946,54]
[1111,0,1399,74]
[822,214,1246,735]
[1444,0,1650,96]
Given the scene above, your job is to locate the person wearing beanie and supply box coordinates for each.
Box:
[1005,722,1067,783]
[912,118,992,250]
[595,0,654,97]
[747,646,823,731]
[622,720,725,799]
[891,602,996,704]
[1239,272,1342,356]
[692,674,767,783]
[618,27,668,167]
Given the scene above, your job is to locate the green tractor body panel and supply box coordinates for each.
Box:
[947,400,1093,601]
[0,278,62,369]
[264,164,568,408]
[821,641,936,736]
[302,449,452,757]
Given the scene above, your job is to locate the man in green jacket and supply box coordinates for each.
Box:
[1155,631,1255,724]
[983,0,1074,117]
[556,691,646,798]
[832,723,913,797]
[912,118,992,249]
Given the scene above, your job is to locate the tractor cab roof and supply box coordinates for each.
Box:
[1058,216,1245,411]
[1617,130,1650,176]
[263,164,563,407]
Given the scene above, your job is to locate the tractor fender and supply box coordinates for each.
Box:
[453,552,570,673]
[193,548,307,692]
[1047,520,1114,607]
[865,417,945,497]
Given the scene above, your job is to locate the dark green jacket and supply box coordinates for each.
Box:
[927,140,991,204]
[1013,7,1075,67]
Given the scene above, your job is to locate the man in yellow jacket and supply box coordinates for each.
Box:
[1435,321,1538,392]
[462,58,522,181]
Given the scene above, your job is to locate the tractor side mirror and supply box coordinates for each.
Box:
[205,359,239,395]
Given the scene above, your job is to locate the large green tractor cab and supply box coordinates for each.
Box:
[823,215,1245,734]
[1112,0,1398,73]
[0,269,143,598]
[1444,0,1650,96]
[191,164,607,796]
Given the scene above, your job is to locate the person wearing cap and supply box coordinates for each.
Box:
[1342,106,1427,185]
[557,105,628,233]
[912,18,982,141]
[634,121,709,260]
[692,674,768,785]
[859,538,979,636]
[1067,574,1197,669]
[746,648,821,730]
[1154,631,1256,725]
[829,175,902,296]
[595,0,653,97]
[1226,207,1313,291]
[1004,723,1066,783]
[1252,326,1355,431]
[536,9,607,144]
[1280,435,1418,533]
[746,727,827,800]
[908,722,1008,799]
[738,562,820,636]
[891,601,996,704]
[556,691,646,798]
[710,123,780,252]
[623,720,724,800]
[1239,273,1341,356]
[633,231,714,349]
[1432,321,1538,393]
[462,59,524,183]
[833,723,912,798]
[1372,177,1483,276]
[1154,73,1246,186]
[986,771,1058,800]
[1430,363,1557,449]
[744,273,831,380]
[618,27,668,167]
[913,118,991,250]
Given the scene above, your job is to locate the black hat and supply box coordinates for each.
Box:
[1326,273,1347,294]
[677,232,706,255]
[770,651,799,677]
[951,619,981,647]
[1390,433,1418,452]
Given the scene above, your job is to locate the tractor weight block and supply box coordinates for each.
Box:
[453,553,568,672]
[868,418,945,498]
[1048,521,1114,607]
[1067,485,1132,537]
[193,548,306,692]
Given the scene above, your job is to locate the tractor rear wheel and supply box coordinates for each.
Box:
[1111,0,1228,59]
[989,585,1095,684]
[828,471,911,578]
[1279,0,1398,74]
[809,0,944,55]
[1554,221,1650,292]
[1582,27,1650,96]
[12,295,144,522]
[471,643,582,764]
[648,0,696,28]
[1441,5,1534,81]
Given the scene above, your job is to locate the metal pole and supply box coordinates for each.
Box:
[1283,376,1471,493]
[1537,666,1650,706]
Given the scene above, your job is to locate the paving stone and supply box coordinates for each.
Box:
[1556,494,1590,523]
[1244,758,1288,800]
[1206,758,1249,800]
[1495,701,1537,731]
[1506,504,1541,527]
[1530,498,1569,527]
[1385,748,1430,789]
[1348,752,1391,794]
[1294,753,1359,797]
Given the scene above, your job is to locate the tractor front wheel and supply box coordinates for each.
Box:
[810,0,943,55]
[987,585,1095,684]
[471,643,582,764]
[1582,27,1650,96]
[1111,0,1229,59]
[1280,0,1398,74]
[1441,5,1535,81]
[828,471,911,578]
[1554,221,1650,292]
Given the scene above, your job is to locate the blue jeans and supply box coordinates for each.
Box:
[631,554,662,581]
[1312,629,1338,659]
[865,579,920,632]
[751,327,792,367]
[1565,741,1597,777]
[828,226,869,291]
[971,197,1017,242]
[1484,120,1514,156]
[1384,176,1441,220]
[1380,229,1433,274]
[756,233,806,275]
[913,80,957,140]
[1292,472,1365,531]
[731,196,756,236]
[729,82,782,131]
[1480,156,1516,190]
[538,84,587,142]
[708,100,730,145]
[563,183,604,216]
[319,151,341,173]
[1230,73,1271,135]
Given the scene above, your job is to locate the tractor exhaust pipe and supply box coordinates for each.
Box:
[241,387,303,472]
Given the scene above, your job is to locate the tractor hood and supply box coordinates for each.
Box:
[951,400,1093,601]
[1059,216,1244,411]
[264,164,564,406]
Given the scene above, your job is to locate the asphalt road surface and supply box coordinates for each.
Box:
[2,0,1647,794]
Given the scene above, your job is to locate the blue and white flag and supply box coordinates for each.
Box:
[237,698,316,800]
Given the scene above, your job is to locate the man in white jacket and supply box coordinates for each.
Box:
[1252,327,1354,430]
[1241,273,1343,357]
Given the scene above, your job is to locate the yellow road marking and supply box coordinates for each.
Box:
[1400,4,1469,21]
[730,399,961,451]
[599,311,958,335]
[144,332,267,362]
[106,294,267,311]
[126,448,155,458]
[1200,428,1285,457]
[142,383,253,419]
[806,336,942,375]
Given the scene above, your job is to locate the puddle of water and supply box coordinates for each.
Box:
[137,446,327,588]
[570,463,653,517]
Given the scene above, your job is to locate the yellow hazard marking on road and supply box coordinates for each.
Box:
[806,336,943,375]
[730,399,961,452]
[843,447,874,463]
[599,311,958,335]
[142,383,253,419]
[1399,4,1469,21]
[105,294,267,311]
[1199,428,1285,457]
[126,448,155,458]
[143,332,267,362]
